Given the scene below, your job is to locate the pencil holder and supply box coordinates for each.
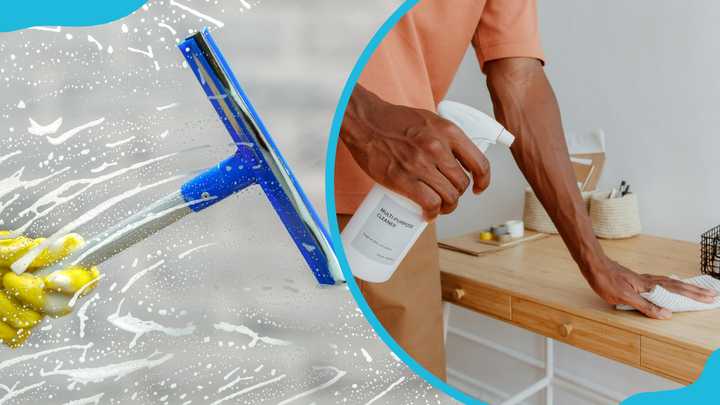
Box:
[701,225,720,279]
[589,192,641,239]
[523,188,592,234]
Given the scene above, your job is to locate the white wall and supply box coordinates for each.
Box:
[441,0,720,403]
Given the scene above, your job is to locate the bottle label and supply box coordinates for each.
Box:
[351,195,423,265]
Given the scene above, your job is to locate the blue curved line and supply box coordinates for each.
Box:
[622,349,720,404]
[324,1,482,403]
[0,0,147,32]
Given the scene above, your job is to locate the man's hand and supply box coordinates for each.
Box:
[484,57,716,318]
[587,260,716,319]
[0,231,100,348]
[341,84,490,220]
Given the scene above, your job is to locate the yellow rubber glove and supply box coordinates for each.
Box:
[0,232,100,348]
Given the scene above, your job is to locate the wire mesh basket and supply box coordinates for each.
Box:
[701,225,720,279]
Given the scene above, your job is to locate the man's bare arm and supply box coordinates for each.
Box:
[484,58,715,318]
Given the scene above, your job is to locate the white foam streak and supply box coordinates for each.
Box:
[28,117,63,136]
[0,343,93,373]
[128,45,154,58]
[213,322,291,348]
[108,299,195,348]
[217,376,253,393]
[89,161,118,173]
[170,0,225,27]
[105,136,135,148]
[276,366,347,405]
[209,374,286,405]
[0,166,70,203]
[156,102,179,111]
[0,194,20,215]
[62,393,104,405]
[87,35,103,51]
[365,377,406,405]
[224,366,241,380]
[40,351,173,390]
[0,382,46,405]
[46,118,104,145]
[360,347,373,363]
[158,22,177,35]
[77,293,99,338]
[0,150,21,165]
[120,259,165,293]
[14,154,176,235]
[68,274,104,308]
[177,242,216,259]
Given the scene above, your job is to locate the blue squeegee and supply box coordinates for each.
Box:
[30,29,343,289]
[178,29,342,285]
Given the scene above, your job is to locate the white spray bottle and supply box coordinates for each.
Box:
[341,101,515,283]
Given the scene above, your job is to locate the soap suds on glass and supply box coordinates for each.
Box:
[0,1,449,403]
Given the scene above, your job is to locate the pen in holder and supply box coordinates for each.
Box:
[589,192,642,239]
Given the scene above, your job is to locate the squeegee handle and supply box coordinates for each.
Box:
[180,151,256,212]
[34,191,193,277]
[33,152,255,279]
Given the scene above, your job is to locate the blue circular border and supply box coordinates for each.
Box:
[324,1,483,403]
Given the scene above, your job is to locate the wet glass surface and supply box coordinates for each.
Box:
[0,1,455,404]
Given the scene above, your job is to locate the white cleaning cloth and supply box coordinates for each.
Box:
[617,275,720,312]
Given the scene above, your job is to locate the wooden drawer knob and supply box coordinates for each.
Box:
[560,323,573,338]
[453,288,466,301]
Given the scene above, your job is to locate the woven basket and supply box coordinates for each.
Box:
[523,188,592,234]
[590,192,641,239]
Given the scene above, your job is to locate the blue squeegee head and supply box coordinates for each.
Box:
[178,29,339,285]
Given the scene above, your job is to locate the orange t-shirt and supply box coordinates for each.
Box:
[335,0,545,214]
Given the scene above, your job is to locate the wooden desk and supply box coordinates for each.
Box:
[440,234,718,385]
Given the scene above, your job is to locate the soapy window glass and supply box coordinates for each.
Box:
[0,1,450,403]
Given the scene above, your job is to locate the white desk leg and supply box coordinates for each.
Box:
[545,337,555,405]
[500,337,555,405]
[443,302,451,344]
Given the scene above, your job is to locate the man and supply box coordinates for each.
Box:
[335,0,716,380]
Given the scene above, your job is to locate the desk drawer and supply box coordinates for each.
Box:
[642,337,708,383]
[441,274,511,320]
[513,298,641,366]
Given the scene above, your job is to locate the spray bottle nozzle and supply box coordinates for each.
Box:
[438,100,515,150]
[496,130,515,147]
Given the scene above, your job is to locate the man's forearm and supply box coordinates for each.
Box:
[485,58,608,276]
[482,58,716,315]
[340,84,381,152]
